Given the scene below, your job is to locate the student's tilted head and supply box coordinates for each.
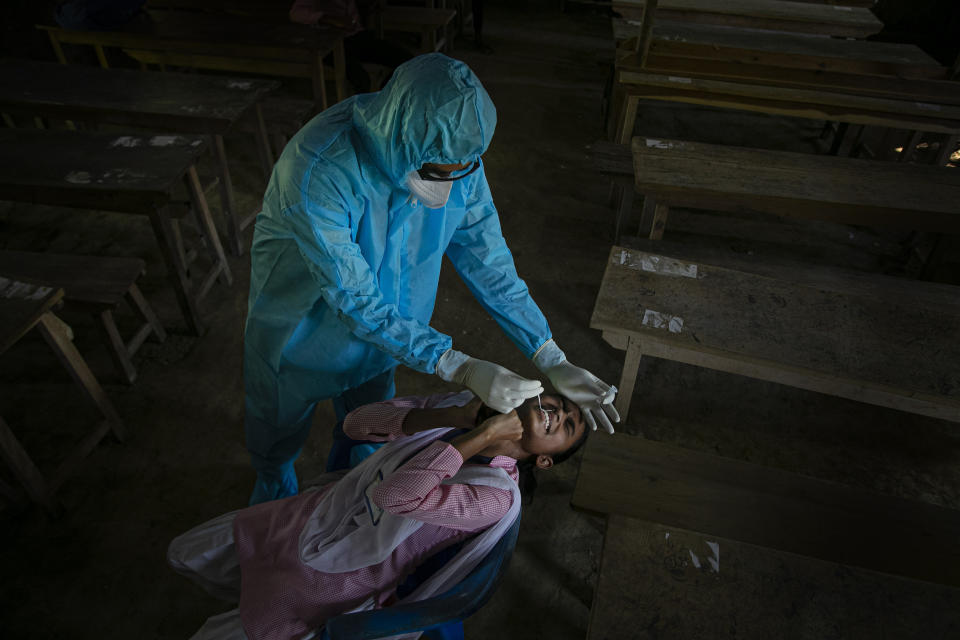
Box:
[476,393,588,470]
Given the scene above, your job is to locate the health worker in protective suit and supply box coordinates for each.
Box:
[244,53,619,505]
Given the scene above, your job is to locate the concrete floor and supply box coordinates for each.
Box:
[2,3,959,639]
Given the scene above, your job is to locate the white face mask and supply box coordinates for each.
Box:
[405,171,453,209]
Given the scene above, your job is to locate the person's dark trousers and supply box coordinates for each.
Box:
[343,30,414,93]
[326,367,397,470]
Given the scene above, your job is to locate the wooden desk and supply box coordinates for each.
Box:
[0,129,232,336]
[571,434,960,633]
[0,282,125,515]
[612,20,948,80]
[0,251,167,384]
[37,8,347,111]
[629,136,960,237]
[612,0,883,38]
[591,246,960,423]
[610,70,960,144]
[0,59,279,256]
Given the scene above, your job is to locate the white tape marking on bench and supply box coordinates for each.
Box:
[149,135,184,147]
[227,81,253,90]
[644,138,676,149]
[110,136,141,148]
[615,250,699,279]
[706,541,720,573]
[833,5,853,10]
[667,76,692,84]
[65,170,92,184]
[642,309,683,334]
[0,277,53,301]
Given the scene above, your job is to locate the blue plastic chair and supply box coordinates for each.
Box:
[318,513,521,640]
[318,436,521,640]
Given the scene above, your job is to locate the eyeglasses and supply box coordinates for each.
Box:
[416,160,481,182]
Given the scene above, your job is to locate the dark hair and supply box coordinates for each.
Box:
[517,425,588,503]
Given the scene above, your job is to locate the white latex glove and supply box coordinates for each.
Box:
[533,340,620,434]
[436,349,543,414]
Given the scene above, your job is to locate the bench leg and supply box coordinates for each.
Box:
[936,134,958,166]
[149,207,206,336]
[170,219,190,276]
[210,134,244,257]
[47,32,67,64]
[185,166,233,291]
[614,336,643,424]
[333,40,347,103]
[829,122,850,155]
[94,44,110,69]
[36,311,126,442]
[648,201,670,240]
[312,53,329,111]
[898,130,923,164]
[126,283,167,344]
[97,309,138,385]
[253,103,275,182]
[0,415,61,516]
[616,95,639,145]
[614,179,634,245]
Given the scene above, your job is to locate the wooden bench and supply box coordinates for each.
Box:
[572,432,960,640]
[611,20,950,80]
[591,246,960,424]
[627,136,960,240]
[611,0,883,38]
[380,6,457,53]
[0,129,232,336]
[607,10,959,160]
[0,252,167,384]
[609,70,960,148]
[0,59,279,257]
[37,8,348,112]
[0,281,125,515]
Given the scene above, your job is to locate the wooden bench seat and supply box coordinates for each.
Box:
[0,252,167,384]
[572,432,960,637]
[607,12,958,157]
[628,136,960,239]
[611,0,883,38]
[613,20,948,80]
[0,129,232,336]
[610,71,960,145]
[592,246,960,424]
[0,59,279,257]
[0,281,125,515]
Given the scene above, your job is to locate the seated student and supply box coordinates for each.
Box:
[168,389,587,640]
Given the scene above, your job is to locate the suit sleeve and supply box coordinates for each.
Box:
[445,166,552,358]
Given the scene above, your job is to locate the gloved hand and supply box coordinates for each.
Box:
[533,340,619,434]
[436,349,543,414]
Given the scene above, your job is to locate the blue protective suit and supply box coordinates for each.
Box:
[244,54,552,502]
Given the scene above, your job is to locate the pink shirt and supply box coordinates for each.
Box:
[234,393,518,640]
